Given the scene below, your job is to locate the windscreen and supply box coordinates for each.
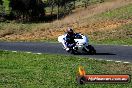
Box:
[75,34,83,39]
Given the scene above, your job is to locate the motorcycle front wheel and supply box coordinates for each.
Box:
[86,45,96,55]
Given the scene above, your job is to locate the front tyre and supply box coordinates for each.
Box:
[86,45,96,55]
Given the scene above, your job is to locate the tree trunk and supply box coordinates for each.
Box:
[73,0,75,9]
[57,3,59,20]
[51,3,53,16]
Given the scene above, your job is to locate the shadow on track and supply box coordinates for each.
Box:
[95,53,116,55]
[74,52,116,55]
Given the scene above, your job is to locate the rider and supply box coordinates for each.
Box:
[64,27,76,51]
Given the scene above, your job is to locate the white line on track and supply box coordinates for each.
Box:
[115,61,122,63]
[2,50,131,64]
[106,60,113,61]
[123,62,130,64]
[12,51,17,53]
[35,53,42,55]
[98,59,103,61]
[26,52,32,53]
[4,50,8,51]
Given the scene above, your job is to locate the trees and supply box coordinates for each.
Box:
[82,0,90,8]
[29,0,45,19]
[47,0,55,16]
[3,0,78,21]
[47,0,77,19]
[9,0,45,21]
[0,0,3,5]
[4,0,105,21]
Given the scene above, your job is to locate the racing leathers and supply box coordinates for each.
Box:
[64,33,76,51]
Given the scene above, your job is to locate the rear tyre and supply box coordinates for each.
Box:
[71,49,75,54]
[89,49,96,55]
[71,49,78,55]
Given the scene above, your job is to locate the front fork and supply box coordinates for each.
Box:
[84,46,89,52]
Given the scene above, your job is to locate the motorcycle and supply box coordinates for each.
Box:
[58,33,96,54]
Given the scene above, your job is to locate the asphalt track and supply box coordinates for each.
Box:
[0,42,132,62]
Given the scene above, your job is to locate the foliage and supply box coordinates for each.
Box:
[8,0,45,21]
[0,0,3,5]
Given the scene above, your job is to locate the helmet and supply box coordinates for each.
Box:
[67,28,74,35]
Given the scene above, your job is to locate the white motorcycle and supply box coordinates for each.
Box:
[58,33,96,54]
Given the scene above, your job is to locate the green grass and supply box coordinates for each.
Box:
[0,51,132,88]
[0,21,36,31]
[91,3,132,21]
[90,23,132,45]
[102,4,132,20]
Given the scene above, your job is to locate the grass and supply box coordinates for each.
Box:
[90,23,132,45]
[0,50,132,88]
[94,3,132,20]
